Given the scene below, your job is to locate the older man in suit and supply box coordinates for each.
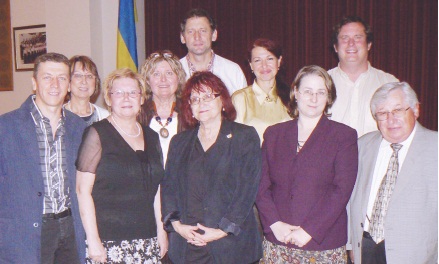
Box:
[349,82,437,263]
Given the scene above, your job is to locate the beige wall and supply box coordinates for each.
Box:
[1,0,145,114]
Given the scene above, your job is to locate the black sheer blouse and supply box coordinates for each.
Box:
[76,119,164,241]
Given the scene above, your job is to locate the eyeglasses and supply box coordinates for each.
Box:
[110,90,142,98]
[189,93,220,105]
[375,107,410,121]
[148,51,175,60]
[72,73,95,81]
[297,89,328,100]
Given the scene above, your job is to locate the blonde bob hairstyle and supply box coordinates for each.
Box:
[140,50,186,99]
[288,65,337,119]
[103,68,147,111]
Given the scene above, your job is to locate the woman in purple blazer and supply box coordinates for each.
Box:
[256,65,358,263]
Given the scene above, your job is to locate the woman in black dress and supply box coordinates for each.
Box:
[76,68,166,263]
[161,71,263,263]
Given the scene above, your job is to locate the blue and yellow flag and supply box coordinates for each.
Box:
[117,0,138,72]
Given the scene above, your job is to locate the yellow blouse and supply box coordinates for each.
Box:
[232,81,291,144]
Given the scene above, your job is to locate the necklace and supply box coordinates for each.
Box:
[111,116,141,137]
[187,50,215,76]
[263,82,276,102]
[66,101,93,117]
[153,101,176,138]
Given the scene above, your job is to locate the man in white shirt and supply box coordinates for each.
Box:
[329,16,398,137]
[349,82,437,264]
[179,8,247,95]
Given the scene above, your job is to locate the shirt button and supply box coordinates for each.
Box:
[290,195,294,199]
[33,223,39,227]
[360,223,363,228]
[358,242,360,247]
[37,192,42,196]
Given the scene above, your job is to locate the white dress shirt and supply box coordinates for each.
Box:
[328,62,398,137]
[364,124,417,231]
[180,53,248,95]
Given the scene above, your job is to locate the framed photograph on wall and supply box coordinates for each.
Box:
[0,0,13,91]
[13,24,46,71]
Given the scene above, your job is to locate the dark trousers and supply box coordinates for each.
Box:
[361,231,387,264]
[41,215,80,264]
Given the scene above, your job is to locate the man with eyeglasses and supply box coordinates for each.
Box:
[0,53,86,263]
[348,82,437,264]
[179,8,247,95]
[328,16,399,137]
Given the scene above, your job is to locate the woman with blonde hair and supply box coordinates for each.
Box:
[76,68,167,263]
[138,50,186,165]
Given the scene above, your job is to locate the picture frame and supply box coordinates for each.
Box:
[13,24,47,71]
[0,0,13,91]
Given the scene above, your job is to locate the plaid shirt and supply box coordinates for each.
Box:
[30,96,70,214]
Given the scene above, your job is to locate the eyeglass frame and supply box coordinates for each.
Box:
[297,89,328,100]
[71,73,96,81]
[374,107,411,121]
[110,90,142,98]
[189,93,221,105]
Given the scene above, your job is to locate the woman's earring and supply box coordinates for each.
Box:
[222,107,225,111]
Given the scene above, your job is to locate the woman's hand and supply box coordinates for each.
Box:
[87,238,107,263]
[285,227,312,247]
[157,228,168,258]
[270,221,300,243]
[172,221,206,246]
[193,223,227,244]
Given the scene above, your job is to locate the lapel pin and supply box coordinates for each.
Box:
[227,133,232,139]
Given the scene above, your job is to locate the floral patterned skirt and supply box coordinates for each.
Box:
[85,237,161,264]
[262,237,347,264]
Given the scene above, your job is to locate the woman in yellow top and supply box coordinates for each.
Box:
[232,38,291,142]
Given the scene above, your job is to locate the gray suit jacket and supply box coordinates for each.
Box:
[349,122,438,264]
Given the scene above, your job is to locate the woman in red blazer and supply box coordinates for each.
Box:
[256,65,358,263]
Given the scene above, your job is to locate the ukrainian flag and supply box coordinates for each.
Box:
[117,0,138,72]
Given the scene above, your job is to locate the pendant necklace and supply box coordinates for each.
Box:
[111,116,141,137]
[153,101,176,138]
[264,82,276,102]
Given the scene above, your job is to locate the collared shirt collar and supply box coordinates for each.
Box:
[30,95,66,126]
[379,122,417,150]
[186,50,215,76]
[337,61,372,83]
[252,80,278,104]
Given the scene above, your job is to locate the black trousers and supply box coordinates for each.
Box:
[361,231,387,264]
[41,214,80,264]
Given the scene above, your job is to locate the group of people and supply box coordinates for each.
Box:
[0,7,436,264]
